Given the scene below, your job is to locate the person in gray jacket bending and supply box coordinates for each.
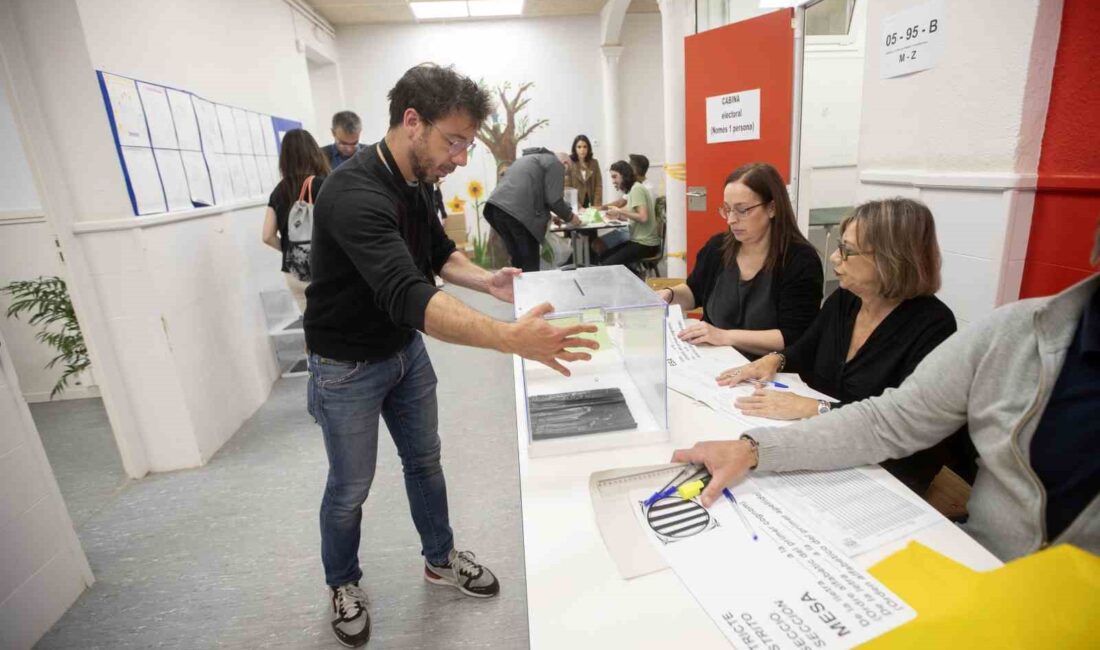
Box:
[484,148,577,272]
[673,226,1100,562]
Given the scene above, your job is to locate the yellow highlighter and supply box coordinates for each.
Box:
[677,479,708,500]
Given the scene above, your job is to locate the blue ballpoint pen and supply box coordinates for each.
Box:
[748,379,788,389]
[722,488,759,541]
[644,464,702,507]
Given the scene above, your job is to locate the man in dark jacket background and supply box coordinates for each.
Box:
[483,148,576,271]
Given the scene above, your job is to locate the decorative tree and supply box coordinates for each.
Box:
[477,81,549,174]
[475,81,549,266]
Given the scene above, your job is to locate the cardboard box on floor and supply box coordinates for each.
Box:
[444,211,467,247]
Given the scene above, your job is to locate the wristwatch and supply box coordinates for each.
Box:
[816,400,832,416]
[739,434,759,470]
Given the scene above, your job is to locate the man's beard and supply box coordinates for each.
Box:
[410,134,446,184]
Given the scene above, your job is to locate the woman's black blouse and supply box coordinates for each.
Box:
[686,234,823,350]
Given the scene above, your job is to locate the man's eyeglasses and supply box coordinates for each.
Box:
[836,241,867,261]
[718,202,764,219]
[424,119,476,156]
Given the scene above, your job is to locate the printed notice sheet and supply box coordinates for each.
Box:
[751,467,942,556]
[632,486,915,648]
[120,146,166,214]
[166,89,202,152]
[102,73,150,147]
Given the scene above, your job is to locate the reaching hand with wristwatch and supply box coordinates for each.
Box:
[670,435,760,508]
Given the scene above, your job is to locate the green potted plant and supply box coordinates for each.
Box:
[1,276,90,398]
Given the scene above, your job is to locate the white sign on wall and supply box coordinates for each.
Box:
[705,88,760,144]
[880,0,944,79]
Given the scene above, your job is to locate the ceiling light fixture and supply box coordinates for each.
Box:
[467,0,525,17]
[409,1,469,20]
[409,0,525,21]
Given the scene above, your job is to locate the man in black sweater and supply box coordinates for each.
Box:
[304,64,597,648]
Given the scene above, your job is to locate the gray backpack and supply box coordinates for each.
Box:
[286,175,316,282]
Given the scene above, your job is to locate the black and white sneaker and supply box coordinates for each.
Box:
[424,549,500,598]
[330,582,371,647]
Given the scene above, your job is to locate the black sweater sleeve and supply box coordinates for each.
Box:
[775,242,823,347]
[687,234,724,310]
[896,302,957,384]
[426,189,458,274]
[327,189,440,332]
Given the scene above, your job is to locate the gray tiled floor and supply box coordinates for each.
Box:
[34,286,529,649]
[30,396,130,530]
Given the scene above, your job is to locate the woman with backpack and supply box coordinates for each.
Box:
[262,128,330,313]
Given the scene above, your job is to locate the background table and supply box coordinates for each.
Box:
[549,219,629,267]
[511,344,1002,649]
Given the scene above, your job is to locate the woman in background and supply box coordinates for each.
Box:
[598,160,661,270]
[655,162,822,360]
[564,134,602,208]
[262,128,329,313]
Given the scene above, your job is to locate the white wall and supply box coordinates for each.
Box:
[3,0,325,474]
[0,217,102,403]
[619,13,666,177]
[858,1,1052,172]
[798,0,868,219]
[76,0,319,143]
[0,81,99,402]
[0,83,39,214]
[336,14,663,234]
[307,58,344,144]
[0,325,93,650]
[854,0,1062,324]
[68,0,316,466]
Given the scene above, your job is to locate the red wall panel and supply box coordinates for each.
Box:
[1020,0,1100,298]
[683,10,793,273]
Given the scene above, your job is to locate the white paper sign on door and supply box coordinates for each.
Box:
[705,89,760,144]
[880,0,944,79]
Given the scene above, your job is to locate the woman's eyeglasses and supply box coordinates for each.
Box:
[718,202,764,219]
[836,241,867,261]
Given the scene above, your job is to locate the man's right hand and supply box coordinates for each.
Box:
[504,302,599,376]
[671,440,757,508]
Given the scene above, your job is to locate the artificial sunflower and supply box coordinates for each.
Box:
[447,195,466,213]
[467,180,484,200]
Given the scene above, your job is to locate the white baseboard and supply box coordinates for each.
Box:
[23,384,101,404]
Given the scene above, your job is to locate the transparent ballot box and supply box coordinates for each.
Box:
[513,266,668,457]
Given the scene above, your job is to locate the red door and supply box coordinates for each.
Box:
[684,10,794,273]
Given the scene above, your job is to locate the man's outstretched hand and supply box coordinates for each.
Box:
[505,302,600,376]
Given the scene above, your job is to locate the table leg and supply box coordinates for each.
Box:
[579,233,591,267]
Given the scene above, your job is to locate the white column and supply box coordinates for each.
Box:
[600,45,624,169]
[658,0,693,277]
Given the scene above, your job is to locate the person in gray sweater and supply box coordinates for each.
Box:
[673,228,1100,562]
[484,148,576,271]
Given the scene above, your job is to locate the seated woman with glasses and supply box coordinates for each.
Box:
[656,162,822,359]
[717,197,972,493]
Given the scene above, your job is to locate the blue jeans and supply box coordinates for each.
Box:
[307,333,454,586]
